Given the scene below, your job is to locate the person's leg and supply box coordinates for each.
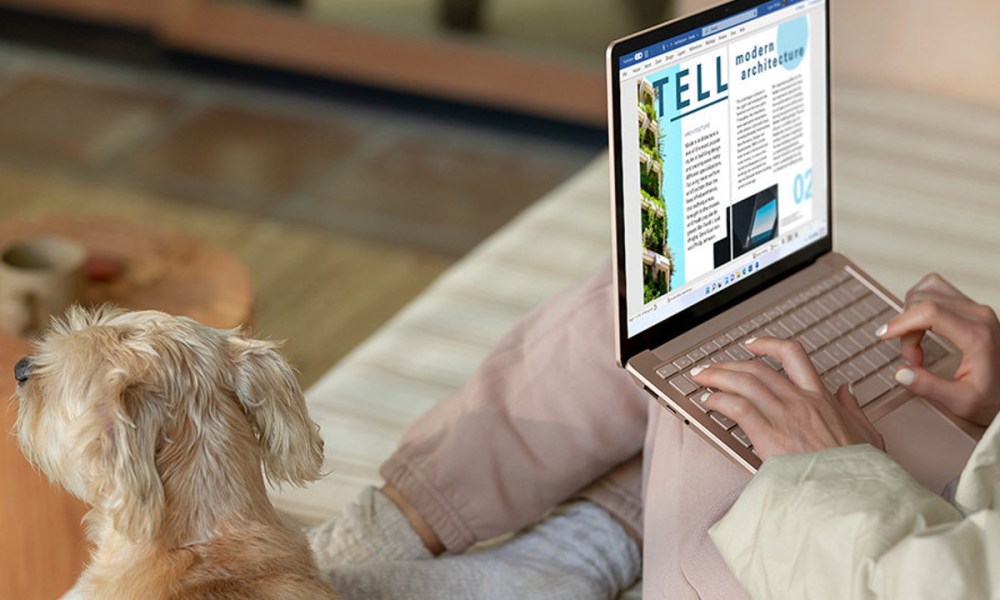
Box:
[640,399,752,599]
[307,262,647,597]
[378,261,648,553]
[323,500,641,600]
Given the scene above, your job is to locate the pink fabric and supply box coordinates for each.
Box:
[642,401,750,598]
[380,262,751,597]
[380,263,648,552]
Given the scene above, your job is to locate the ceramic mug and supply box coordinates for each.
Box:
[0,236,86,336]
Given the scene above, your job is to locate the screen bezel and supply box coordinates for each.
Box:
[608,0,833,366]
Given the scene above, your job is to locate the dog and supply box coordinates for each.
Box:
[14,306,341,599]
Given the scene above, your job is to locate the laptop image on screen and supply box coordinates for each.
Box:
[607,0,978,492]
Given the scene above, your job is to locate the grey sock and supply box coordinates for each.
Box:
[327,500,641,600]
[306,486,433,571]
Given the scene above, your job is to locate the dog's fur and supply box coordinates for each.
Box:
[15,307,340,599]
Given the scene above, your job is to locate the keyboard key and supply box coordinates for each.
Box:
[826,343,851,364]
[812,350,837,374]
[797,305,821,326]
[802,327,829,348]
[828,289,851,309]
[688,348,708,362]
[656,362,680,379]
[828,313,852,332]
[797,334,818,353]
[712,334,731,348]
[692,391,712,412]
[700,340,719,355]
[861,347,890,371]
[848,328,877,350]
[727,345,753,361]
[844,280,868,299]
[822,371,850,394]
[838,362,865,383]
[769,321,793,338]
[674,355,695,370]
[812,299,834,318]
[840,335,864,356]
[874,340,899,362]
[782,314,807,335]
[850,354,878,377]
[815,321,840,341]
[841,306,867,329]
[732,427,753,448]
[710,411,738,430]
[669,374,699,396]
[853,374,893,407]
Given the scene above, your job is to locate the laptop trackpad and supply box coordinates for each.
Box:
[877,397,977,495]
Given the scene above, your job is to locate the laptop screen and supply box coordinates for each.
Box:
[609,0,831,363]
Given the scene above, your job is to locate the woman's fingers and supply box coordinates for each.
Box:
[701,390,772,445]
[744,337,824,393]
[906,273,972,304]
[691,362,786,420]
[898,330,925,367]
[879,299,980,350]
[834,384,885,450]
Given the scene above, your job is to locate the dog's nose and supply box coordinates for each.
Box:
[14,356,32,385]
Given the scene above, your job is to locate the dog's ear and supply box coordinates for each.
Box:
[229,333,324,487]
[91,372,165,541]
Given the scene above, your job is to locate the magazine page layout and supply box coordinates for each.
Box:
[630,13,820,323]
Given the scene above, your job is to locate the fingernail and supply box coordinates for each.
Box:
[895,367,916,386]
[691,364,710,377]
[744,336,757,345]
[699,391,712,404]
[875,324,888,338]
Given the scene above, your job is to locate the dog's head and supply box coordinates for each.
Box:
[14,306,324,541]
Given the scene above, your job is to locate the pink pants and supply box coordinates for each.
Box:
[380,264,752,598]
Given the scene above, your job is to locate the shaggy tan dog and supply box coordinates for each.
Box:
[14,306,340,599]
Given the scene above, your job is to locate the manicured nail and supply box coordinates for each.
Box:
[700,391,712,404]
[875,324,888,338]
[691,364,710,377]
[895,367,916,386]
[744,336,758,345]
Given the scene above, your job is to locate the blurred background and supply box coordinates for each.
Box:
[0,0,996,384]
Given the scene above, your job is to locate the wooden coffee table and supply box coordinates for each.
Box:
[0,217,253,600]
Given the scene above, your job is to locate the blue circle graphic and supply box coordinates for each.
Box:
[777,16,809,71]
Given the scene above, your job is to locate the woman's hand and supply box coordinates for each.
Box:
[690,337,885,460]
[879,273,1000,427]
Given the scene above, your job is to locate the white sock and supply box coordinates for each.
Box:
[306,486,433,569]
[324,499,641,600]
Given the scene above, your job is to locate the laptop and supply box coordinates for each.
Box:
[607,0,978,492]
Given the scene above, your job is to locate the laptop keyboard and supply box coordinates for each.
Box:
[653,270,949,452]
